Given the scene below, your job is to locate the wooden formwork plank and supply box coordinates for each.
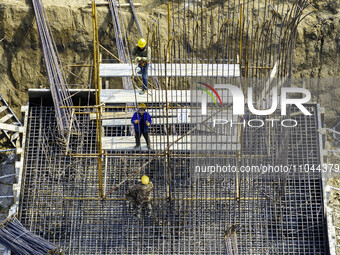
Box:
[100,63,240,77]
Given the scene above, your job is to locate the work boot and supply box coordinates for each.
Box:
[134,213,141,220]
[139,89,145,95]
[133,145,141,150]
[146,203,152,217]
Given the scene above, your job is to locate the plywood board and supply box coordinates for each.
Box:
[101,89,234,104]
[100,63,240,77]
[102,135,240,151]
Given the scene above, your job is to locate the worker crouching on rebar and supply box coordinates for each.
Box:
[131,103,152,150]
[125,175,154,220]
[131,38,151,95]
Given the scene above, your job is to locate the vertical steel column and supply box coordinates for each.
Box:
[236,4,244,201]
[167,3,171,62]
[164,4,172,201]
[92,0,104,198]
[239,3,243,68]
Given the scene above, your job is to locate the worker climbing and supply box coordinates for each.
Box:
[125,175,154,220]
[131,103,152,150]
[131,38,151,95]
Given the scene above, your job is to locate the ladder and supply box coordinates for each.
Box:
[0,94,22,147]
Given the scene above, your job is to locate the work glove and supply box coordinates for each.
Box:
[135,120,139,124]
[146,121,150,126]
[136,57,141,61]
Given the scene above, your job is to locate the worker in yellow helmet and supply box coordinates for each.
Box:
[131,38,151,95]
[125,175,154,220]
[131,103,152,150]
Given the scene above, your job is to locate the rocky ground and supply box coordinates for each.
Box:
[0,0,339,123]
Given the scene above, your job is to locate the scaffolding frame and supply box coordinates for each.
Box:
[17,0,329,254]
[18,103,328,254]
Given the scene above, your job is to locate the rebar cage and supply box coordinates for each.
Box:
[17,101,328,254]
[17,0,329,254]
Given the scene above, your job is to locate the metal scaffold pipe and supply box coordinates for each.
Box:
[92,0,104,198]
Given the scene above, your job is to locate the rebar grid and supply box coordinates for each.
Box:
[18,104,328,254]
[18,0,328,253]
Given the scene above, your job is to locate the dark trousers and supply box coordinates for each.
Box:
[138,63,148,90]
[135,132,150,147]
[130,200,152,215]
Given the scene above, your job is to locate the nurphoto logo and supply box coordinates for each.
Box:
[198,83,312,128]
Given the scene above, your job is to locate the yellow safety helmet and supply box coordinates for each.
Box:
[138,38,147,48]
[141,175,150,185]
[139,103,146,109]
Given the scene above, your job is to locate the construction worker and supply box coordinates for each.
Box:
[131,103,152,150]
[131,38,151,95]
[125,175,154,220]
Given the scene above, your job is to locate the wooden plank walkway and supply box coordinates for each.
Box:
[102,114,238,126]
[90,109,234,120]
[102,135,240,151]
[100,63,240,77]
[101,89,233,104]
[0,123,25,133]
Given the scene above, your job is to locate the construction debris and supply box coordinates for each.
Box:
[0,95,22,148]
[0,215,62,255]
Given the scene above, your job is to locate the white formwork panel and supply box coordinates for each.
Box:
[99,63,240,77]
[102,135,240,151]
[101,89,234,104]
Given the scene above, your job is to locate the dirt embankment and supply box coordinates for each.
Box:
[0,0,339,124]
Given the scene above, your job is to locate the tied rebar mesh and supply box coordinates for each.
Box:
[0,216,62,255]
[19,104,328,254]
[18,0,329,254]
[32,0,78,141]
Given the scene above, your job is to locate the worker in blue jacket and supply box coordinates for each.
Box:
[131,103,152,150]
